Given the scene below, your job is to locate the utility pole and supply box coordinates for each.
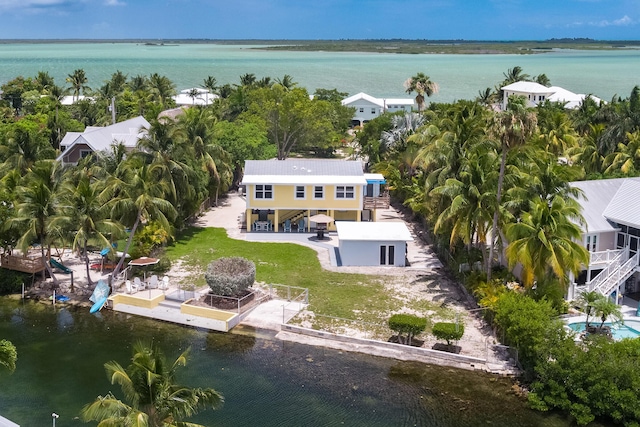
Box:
[110,97,116,124]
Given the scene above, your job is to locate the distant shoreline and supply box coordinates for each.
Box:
[1,38,640,54]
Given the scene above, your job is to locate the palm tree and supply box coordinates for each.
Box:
[603,131,640,175]
[148,73,176,108]
[533,73,551,87]
[54,172,122,289]
[505,196,589,288]
[487,96,537,280]
[202,75,218,94]
[431,146,497,253]
[404,72,439,111]
[238,73,256,87]
[10,160,65,284]
[65,69,90,102]
[501,66,530,86]
[104,158,177,279]
[0,125,56,177]
[275,74,297,91]
[567,123,607,176]
[576,291,602,329]
[593,296,623,329]
[81,341,223,427]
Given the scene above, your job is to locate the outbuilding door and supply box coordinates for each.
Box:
[379,245,395,266]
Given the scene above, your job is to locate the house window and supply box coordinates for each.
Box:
[336,185,355,199]
[380,245,395,265]
[255,184,273,199]
[295,185,305,199]
[359,107,364,113]
[586,234,597,252]
[371,108,376,114]
[313,186,324,199]
[80,149,92,158]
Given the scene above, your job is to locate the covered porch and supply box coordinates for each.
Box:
[245,209,360,233]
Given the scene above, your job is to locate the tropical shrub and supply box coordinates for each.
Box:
[388,313,427,345]
[0,269,28,296]
[205,257,256,296]
[432,322,464,346]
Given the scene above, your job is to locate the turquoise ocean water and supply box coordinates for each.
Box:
[0,43,639,102]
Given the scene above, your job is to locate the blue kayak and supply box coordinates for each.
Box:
[90,296,108,313]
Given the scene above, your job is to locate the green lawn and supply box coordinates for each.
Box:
[164,227,448,329]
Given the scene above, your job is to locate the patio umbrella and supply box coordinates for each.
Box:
[129,257,159,280]
[308,214,334,240]
[308,213,334,224]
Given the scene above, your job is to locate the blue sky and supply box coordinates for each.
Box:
[0,0,638,40]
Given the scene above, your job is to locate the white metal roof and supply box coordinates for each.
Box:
[602,179,640,228]
[341,92,384,107]
[384,98,415,106]
[336,221,414,241]
[571,178,640,233]
[56,116,150,161]
[242,159,366,185]
[501,81,554,94]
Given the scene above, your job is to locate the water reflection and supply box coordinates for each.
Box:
[0,298,584,426]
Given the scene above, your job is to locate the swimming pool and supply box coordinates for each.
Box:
[567,320,640,340]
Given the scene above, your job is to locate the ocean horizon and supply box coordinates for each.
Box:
[1,42,639,103]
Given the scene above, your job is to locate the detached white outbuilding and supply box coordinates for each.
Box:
[336,221,413,267]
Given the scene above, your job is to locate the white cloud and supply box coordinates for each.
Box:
[591,15,634,27]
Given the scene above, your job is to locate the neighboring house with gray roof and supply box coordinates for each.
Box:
[341,92,415,127]
[56,116,150,165]
[569,177,640,300]
[241,159,390,233]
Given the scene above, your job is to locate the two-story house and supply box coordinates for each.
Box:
[568,178,640,301]
[56,116,150,165]
[241,159,390,232]
[341,92,415,127]
[501,82,602,110]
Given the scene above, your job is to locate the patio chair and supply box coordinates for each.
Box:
[134,277,145,291]
[283,219,292,232]
[148,275,159,289]
[161,276,170,289]
[126,280,134,294]
[297,218,306,232]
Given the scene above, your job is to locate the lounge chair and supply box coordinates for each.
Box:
[161,276,170,290]
[134,277,145,291]
[148,275,159,289]
[283,219,292,232]
[126,280,134,293]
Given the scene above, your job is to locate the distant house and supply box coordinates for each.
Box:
[60,95,94,105]
[172,88,218,106]
[56,116,150,165]
[567,178,640,301]
[501,82,602,109]
[336,221,413,266]
[341,92,415,126]
[240,159,390,232]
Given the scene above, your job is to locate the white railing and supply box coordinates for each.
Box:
[587,249,627,293]
[589,249,624,265]
[593,252,639,297]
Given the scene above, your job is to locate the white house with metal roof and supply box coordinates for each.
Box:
[56,116,150,165]
[241,159,390,233]
[501,82,602,110]
[336,221,413,266]
[569,177,640,301]
[172,88,218,106]
[341,92,415,126]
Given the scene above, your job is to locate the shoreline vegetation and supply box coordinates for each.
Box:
[1,38,640,54]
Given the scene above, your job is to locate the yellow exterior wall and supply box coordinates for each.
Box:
[180,301,238,324]
[247,184,362,210]
[109,293,165,309]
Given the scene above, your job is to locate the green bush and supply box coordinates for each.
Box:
[0,268,28,296]
[432,322,465,345]
[388,313,427,346]
[205,257,256,296]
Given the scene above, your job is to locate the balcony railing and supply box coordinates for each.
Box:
[0,253,46,274]
[589,249,624,265]
[363,193,390,210]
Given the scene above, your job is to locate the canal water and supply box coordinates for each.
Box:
[0,297,580,426]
